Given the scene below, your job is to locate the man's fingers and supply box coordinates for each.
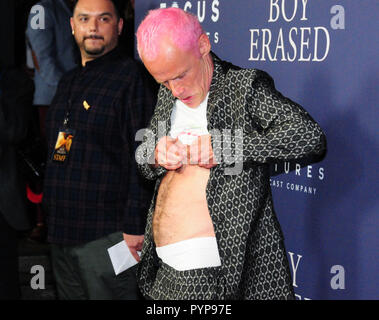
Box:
[155,135,217,168]
[123,233,144,262]
[128,248,141,262]
[186,135,215,165]
[155,136,185,169]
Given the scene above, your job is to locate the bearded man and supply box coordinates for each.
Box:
[43,0,156,299]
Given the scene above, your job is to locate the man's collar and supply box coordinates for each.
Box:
[209,52,226,94]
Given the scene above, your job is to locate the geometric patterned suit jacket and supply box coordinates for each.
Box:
[136,53,326,299]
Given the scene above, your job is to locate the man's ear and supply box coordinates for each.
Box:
[118,18,124,36]
[70,17,74,34]
[198,33,211,57]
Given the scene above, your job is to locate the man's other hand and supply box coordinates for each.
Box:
[187,134,218,168]
[154,136,186,170]
[122,233,144,262]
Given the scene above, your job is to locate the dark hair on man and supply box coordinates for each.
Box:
[72,0,123,20]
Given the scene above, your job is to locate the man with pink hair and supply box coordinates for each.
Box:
[135,8,326,300]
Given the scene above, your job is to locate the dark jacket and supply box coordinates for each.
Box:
[136,53,326,299]
[0,68,34,230]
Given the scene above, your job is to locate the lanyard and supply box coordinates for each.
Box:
[62,66,99,128]
[63,70,82,128]
[63,99,72,128]
[63,71,81,129]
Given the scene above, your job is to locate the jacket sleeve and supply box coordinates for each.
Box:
[26,3,65,86]
[135,85,168,181]
[213,70,326,167]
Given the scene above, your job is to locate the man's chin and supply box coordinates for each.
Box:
[84,46,105,57]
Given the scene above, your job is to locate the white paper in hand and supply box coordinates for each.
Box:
[107,240,141,275]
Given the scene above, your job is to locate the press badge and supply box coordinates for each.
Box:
[52,129,75,162]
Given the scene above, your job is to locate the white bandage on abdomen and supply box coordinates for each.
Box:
[156,237,222,271]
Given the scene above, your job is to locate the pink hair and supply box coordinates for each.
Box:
[136,8,204,61]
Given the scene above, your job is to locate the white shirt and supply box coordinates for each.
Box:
[169,93,209,145]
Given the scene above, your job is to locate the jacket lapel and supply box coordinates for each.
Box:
[207,52,228,127]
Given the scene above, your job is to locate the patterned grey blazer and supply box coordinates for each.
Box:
[135,53,326,300]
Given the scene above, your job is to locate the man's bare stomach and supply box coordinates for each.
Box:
[153,165,215,247]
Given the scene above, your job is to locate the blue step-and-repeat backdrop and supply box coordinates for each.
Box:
[135,1,378,300]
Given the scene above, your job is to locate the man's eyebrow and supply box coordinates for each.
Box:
[157,70,188,85]
[176,70,187,78]
[99,12,113,16]
[76,12,114,17]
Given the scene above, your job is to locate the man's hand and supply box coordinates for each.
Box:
[187,134,218,168]
[122,233,144,262]
[154,136,186,170]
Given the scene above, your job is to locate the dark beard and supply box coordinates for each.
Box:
[82,37,105,56]
[84,45,105,56]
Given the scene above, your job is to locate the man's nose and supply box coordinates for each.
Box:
[88,18,98,32]
[169,81,184,98]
